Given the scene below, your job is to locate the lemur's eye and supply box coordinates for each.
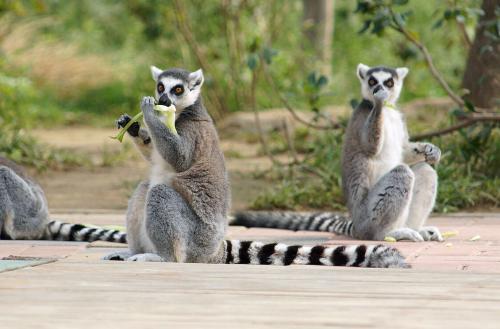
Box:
[384,78,394,88]
[157,83,165,93]
[171,85,184,96]
[368,77,377,87]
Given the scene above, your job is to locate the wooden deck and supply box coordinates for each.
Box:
[1,213,500,328]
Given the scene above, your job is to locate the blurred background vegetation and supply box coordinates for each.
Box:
[0,0,498,212]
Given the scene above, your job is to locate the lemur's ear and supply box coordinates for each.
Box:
[396,67,409,80]
[357,63,370,81]
[188,69,204,90]
[150,66,163,81]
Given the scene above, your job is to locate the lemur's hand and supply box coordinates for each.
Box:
[141,96,156,116]
[116,114,140,137]
[423,143,441,165]
[373,88,389,103]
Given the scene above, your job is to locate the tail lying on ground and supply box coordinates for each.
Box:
[46,220,127,243]
[231,211,354,237]
[223,240,408,268]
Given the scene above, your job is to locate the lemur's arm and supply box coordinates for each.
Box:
[116,114,153,161]
[403,141,441,165]
[141,97,193,171]
[360,96,384,157]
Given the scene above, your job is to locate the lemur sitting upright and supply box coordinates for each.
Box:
[0,157,126,242]
[231,64,443,242]
[103,66,408,267]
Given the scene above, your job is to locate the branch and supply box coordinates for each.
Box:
[389,8,465,108]
[261,60,342,130]
[411,113,500,140]
[250,68,278,165]
[172,0,227,118]
[457,20,472,49]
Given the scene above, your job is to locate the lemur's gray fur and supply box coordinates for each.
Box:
[0,157,126,242]
[103,66,408,268]
[232,64,443,242]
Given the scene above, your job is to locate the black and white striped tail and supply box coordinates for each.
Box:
[224,240,408,268]
[46,220,127,243]
[231,211,354,237]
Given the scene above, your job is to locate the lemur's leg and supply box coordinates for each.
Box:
[144,184,194,262]
[0,166,48,239]
[116,114,152,160]
[406,162,442,241]
[103,181,151,261]
[353,164,423,241]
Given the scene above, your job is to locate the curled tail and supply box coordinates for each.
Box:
[46,220,127,243]
[231,211,354,237]
[223,240,408,268]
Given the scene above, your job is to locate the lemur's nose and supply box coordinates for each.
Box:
[373,85,383,94]
[159,94,172,106]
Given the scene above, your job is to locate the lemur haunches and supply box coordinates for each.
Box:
[102,66,408,267]
[231,64,443,242]
[0,157,126,242]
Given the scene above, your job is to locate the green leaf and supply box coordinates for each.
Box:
[464,100,478,113]
[392,0,409,5]
[247,54,259,70]
[262,47,278,64]
[317,76,328,88]
[307,72,317,86]
[432,18,444,30]
[358,19,372,34]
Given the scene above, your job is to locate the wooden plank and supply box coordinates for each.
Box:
[0,261,499,329]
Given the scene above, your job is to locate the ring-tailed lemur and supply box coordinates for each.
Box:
[232,64,443,242]
[103,66,408,267]
[0,157,126,242]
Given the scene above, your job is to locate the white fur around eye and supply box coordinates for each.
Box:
[156,76,200,110]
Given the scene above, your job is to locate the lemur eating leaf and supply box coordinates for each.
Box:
[232,64,443,243]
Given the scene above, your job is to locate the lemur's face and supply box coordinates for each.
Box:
[357,64,408,105]
[150,66,204,111]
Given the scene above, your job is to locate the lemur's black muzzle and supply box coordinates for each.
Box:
[159,94,172,106]
[373,85,383,94]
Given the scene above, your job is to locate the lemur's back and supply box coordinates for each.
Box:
[0,156,28,180]
[172,110,231,222]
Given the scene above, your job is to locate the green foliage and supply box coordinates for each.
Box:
[435,124,500,212]
[252,128,346,211]
[0,63,86,170]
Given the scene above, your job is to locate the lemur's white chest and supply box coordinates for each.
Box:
[150,149,175,187]
[146,115,176,187]
[370,107,405,184]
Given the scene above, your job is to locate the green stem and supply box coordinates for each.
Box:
[111,112,144,142]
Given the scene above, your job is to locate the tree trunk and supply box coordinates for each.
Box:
[302,0,334,77]
[462,0,500,109]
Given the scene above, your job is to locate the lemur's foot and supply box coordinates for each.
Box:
[373,88,389,101]
[419,226,443,242]
[127,253,164,262]
[423,143,441,165]
[386,228,424,242]
[116,114,140,137]
[102,250,133,261]
[140,96,156,114]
